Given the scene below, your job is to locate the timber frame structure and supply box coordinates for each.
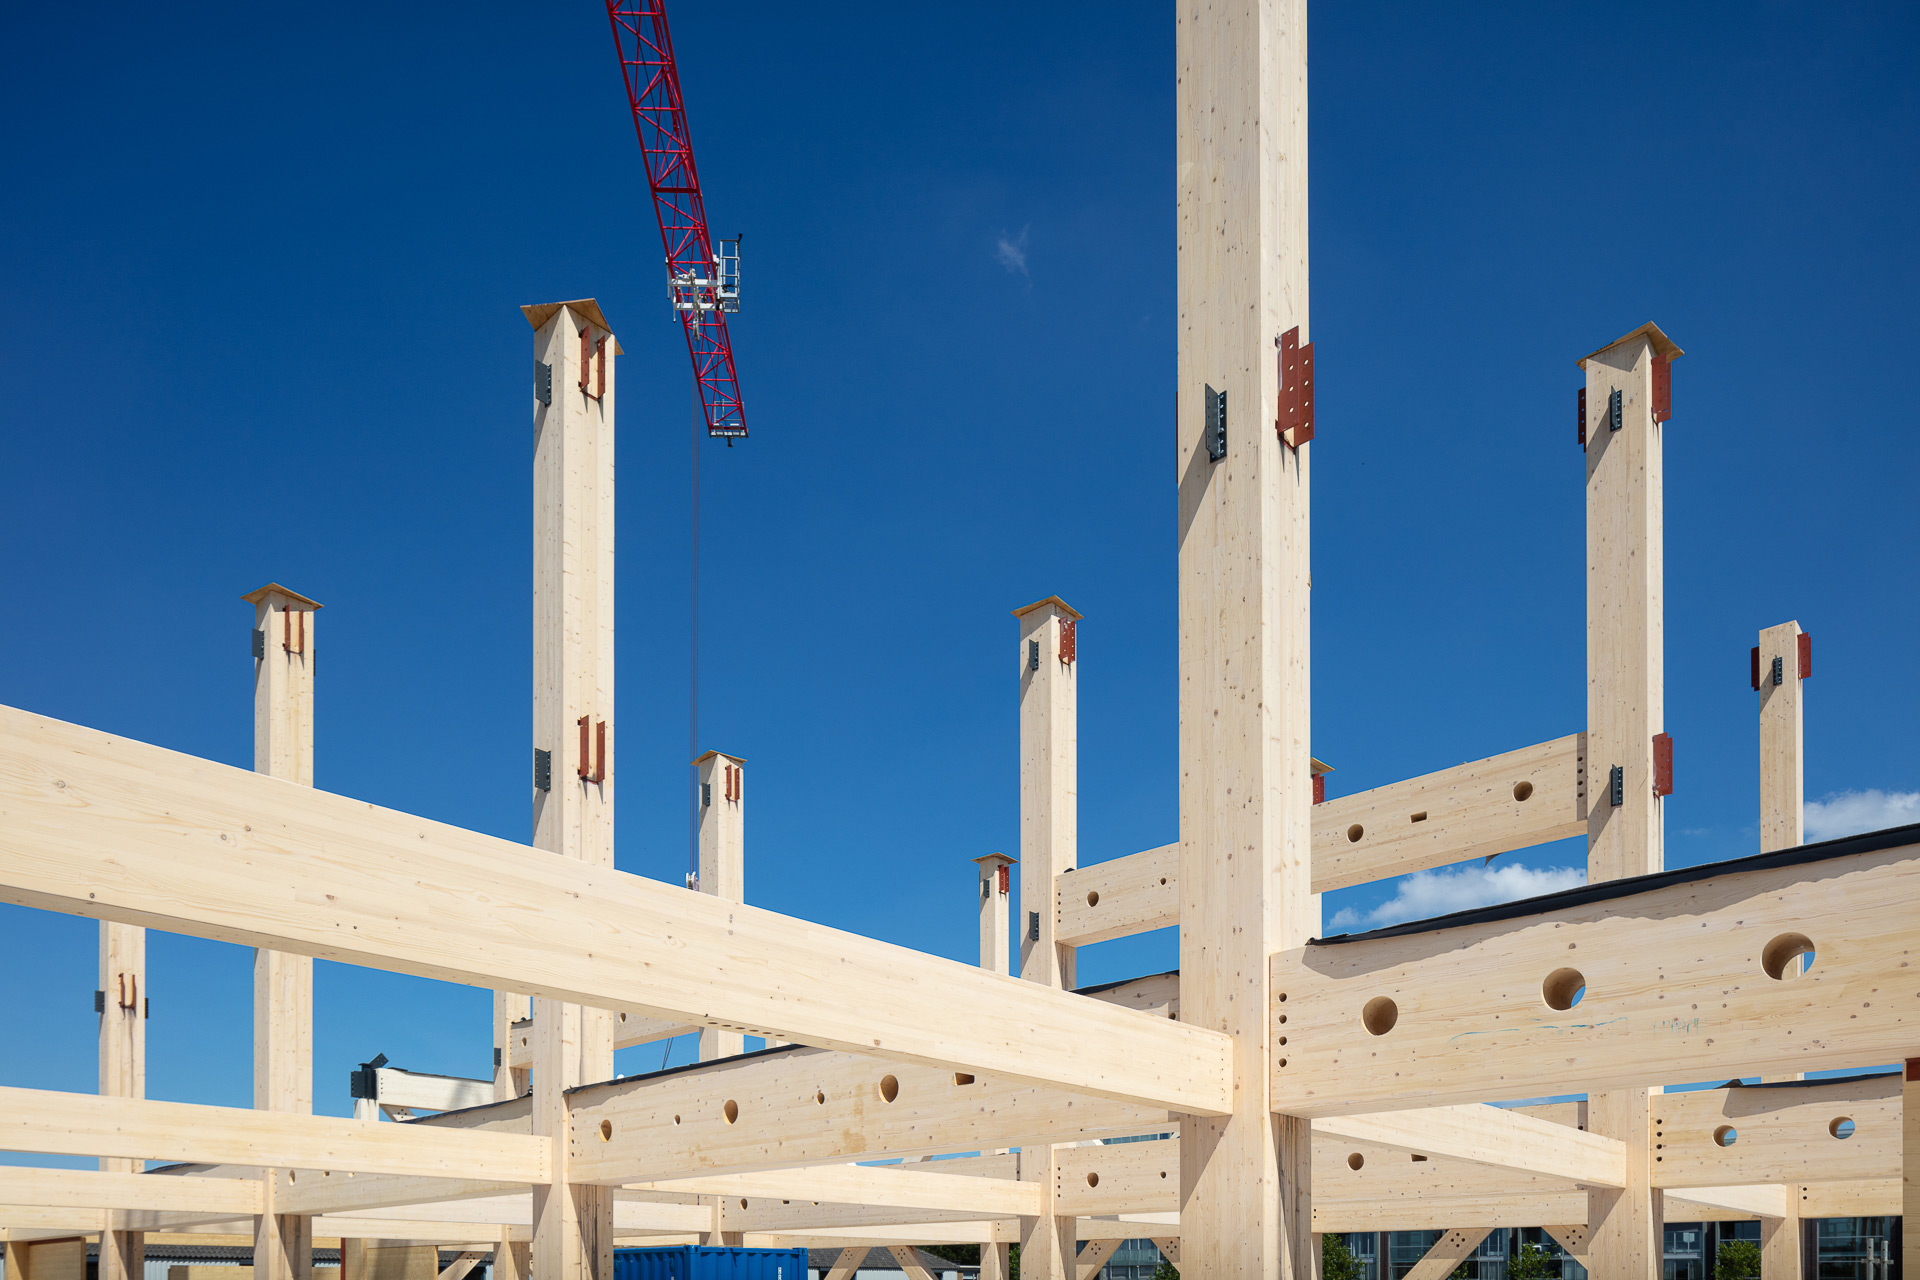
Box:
[1,5,1914,1280]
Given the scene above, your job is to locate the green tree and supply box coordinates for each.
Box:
[1321,1234,1365,1280]
[923,1245,978,1266]
[1507,1243,1558,1280]
[1714,1239,1763,1280]
[1151,1261,1179,1280]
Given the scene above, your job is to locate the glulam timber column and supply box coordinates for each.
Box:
[1012,595,1080,1278]
[244,582,322,1280]
[694,749,747,1061]
[97,918,145,1280]
[524,299,619,1280]
[972,853,1015,975]
[1756,620,1808,1258]
[1175,0,1314,1275]
[1905,1060,1920,1277]
[1581,324,1682,1279]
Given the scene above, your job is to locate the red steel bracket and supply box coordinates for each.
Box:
[1652,732,1674,798]
[1798,631,1813,679]
[1059,619,1077,665]
[997,863,1010,895]
[1277,327,1315,447]
[1651,353,1672,424]
[1750,646,1761,691]
[1578,387,1588,450]
[1312,773,1325,805]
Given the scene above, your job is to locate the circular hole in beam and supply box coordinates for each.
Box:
[1362,996,1398,1036]
[598,1120,612,1142]
[1513,781,1534,802]
[1762,932,1816,981]
[878,1075,899,1103]
[1347,1153,1365,1171]
[815,1090,826,1105]
[1713,1125,1738,1148]
[723,1100,739,1124]
[1830,1117,1856,1140]
[1086,1173,1100,1188]
[1087,891,1100,907]
[1347,824,1365,843]
[1543,967,1586,1011]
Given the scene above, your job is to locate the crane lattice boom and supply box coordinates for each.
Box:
[605,0,746,438]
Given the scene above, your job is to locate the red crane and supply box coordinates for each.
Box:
[605,0,746,438]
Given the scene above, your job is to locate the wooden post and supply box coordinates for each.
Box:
[1758,620,1807,853]
[694,749,747,1062]
[97,918,145,1280]
[972,853,1015,975]
[1013,596,1079,1279]
[1905,1060,1920,1278]
[525,299,618,1280]
[1581,323,1682,1280]
[1175,0,1315,1274]
[978,1241,1011,1280]
[243,582,321,1280]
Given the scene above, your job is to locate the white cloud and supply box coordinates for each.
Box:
[993,226,1030,275]
[1804,789,1920,841]
[1327,861,1586,933]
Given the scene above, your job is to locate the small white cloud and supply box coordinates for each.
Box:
[1327,862,1587,933]
[993,226,1030,276]
[1805,789,1920,841]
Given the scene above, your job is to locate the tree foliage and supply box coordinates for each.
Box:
[1714,1239,1763,1280]
[1321,1234,1366,1280]
[1507,1242,1559,1280]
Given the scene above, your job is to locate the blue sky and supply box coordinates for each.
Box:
[2,1,1917,1150]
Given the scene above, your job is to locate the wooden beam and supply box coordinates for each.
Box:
[1268,835,1920,1114]
[1313,1104,1626,1187]
[1540,1224,1589,1261]
[627,1164,1043,1218]
[0,1087,548,1182]
[0,704,1230,1116]
[1651,1075,1898,1187]
[0,1169,259,1215]
[1666,1183,1791,1219]
[822,1247,865,1280]
[1054,734,1585,947]
[1072,1238,1116,1280]
[886,1245,937,1280]
[565,1046,1166,1184]
[507,1013,697,1073]
[1401,1228,1491,1280]
[1905,1060,1920,1277]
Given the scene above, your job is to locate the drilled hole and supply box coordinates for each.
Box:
[1763,932,1816,981]
[1277,1057,1288,1068]
[598,1120,612,1142]
[1543,967,1586,1011]
[1513,781,1534,802]
[1277,1036,1287,1046]
[1087,890,1100,907]
[1347,1153,1364,1171]
[1714,1125,1738,1148]
[1086,1173,1100,1188]
[1362,996,1398,1036]
[1411,1154,1428,1162]
[673,1114,681,1125]
[739,1199,748,1210]
[1346,824,1364,843]
[1159,1171,1167,1179]
[954,1073,976,1086]
[878,1075,899,1103]
[723,1100,739,1124]
[1159,877,1167,886]
[1830,1117,1855,1140]
[815,1091,826,1105]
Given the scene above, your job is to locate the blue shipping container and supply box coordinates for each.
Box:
[612,1246,808,1280]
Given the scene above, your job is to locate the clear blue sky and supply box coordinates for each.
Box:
[2,2,1917,1148]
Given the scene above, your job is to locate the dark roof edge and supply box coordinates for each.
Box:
[1312,821,1920,946]
[1075,968,1180,997]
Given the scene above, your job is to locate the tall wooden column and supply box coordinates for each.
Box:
[98,919,145,1280]
[1904,1060,1920,1277]
[693,749,747,1061]
[525,299,618,1280]
[1175,0,1315,1275]
[244,582,321,1280]
[1581,324,1681,1279]
[1757,620,1807,852]
[972,853,1015,976]
[1012,597,1079,1279]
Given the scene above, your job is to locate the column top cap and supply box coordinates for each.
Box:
[691,749,745,767]
[1576,321,1683,370]
[522,299,624,353]
[971,852,1017,868]
[1011,595,1082,621]
[241,582,323,610]
[1311,757,1333,775]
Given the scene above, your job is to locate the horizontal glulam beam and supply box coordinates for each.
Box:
[1270,837,1920,1114]
[1314,1103,1625,1187]
[566,1045,1168,1184]
[0,1168,261,1215]
[0,706,1230,1116]
[0,1087,549,1183]
[1054,734,1585,946]
[1653,1074,1898,1187]
[633,1161,1042,1218]
[507,1014,696,1072]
